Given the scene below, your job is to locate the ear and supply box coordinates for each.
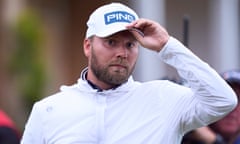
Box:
[83,38,91,57]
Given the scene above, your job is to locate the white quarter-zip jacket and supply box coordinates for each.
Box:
[21,37,237,144]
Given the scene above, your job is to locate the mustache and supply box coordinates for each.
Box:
[109,58,129,67]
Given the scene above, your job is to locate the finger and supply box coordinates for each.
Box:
[129,28,144,45]
[126,19,146,29]
[130,28,144,37]
[126,20,138,28]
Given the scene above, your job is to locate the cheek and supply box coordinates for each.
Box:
[131,49,139,62]
[91,46,112,62]
[92,51,112,66]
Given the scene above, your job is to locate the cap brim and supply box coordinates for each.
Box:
[96,26,144,38]
[95,25,127,37]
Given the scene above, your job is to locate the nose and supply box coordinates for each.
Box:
[116,45,128,58]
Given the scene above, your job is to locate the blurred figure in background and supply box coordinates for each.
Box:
[181,126,218,144]
[182,69,240,144]
[0,109,21,144]
[209,70,240,144]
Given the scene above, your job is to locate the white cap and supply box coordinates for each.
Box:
[86,3,139,38]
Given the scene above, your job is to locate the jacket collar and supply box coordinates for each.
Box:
[78,67,136,92]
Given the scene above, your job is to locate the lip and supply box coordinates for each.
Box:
[110,64,127,69]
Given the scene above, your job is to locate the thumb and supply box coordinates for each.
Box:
[129,28,145,44]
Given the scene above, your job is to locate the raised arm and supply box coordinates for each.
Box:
[128,18,238,131]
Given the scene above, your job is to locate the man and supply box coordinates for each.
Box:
[21,3,237,144]
[209,70,240,144]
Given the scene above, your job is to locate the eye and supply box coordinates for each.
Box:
[102,38,118,48]
[107,39,116,46]
[126,41,136,49]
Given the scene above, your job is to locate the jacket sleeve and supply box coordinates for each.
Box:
[21,102,44,144]
[158,36,238,132]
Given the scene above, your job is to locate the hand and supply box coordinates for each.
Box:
[126,18,170,52]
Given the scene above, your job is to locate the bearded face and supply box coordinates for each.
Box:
[84,31,139,89]
[90,45,135,86]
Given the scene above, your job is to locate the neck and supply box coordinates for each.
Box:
[85,69,118,90]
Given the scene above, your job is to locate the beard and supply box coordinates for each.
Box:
[90,47,135,86]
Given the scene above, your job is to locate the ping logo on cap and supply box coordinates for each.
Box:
[104,11,136,25]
